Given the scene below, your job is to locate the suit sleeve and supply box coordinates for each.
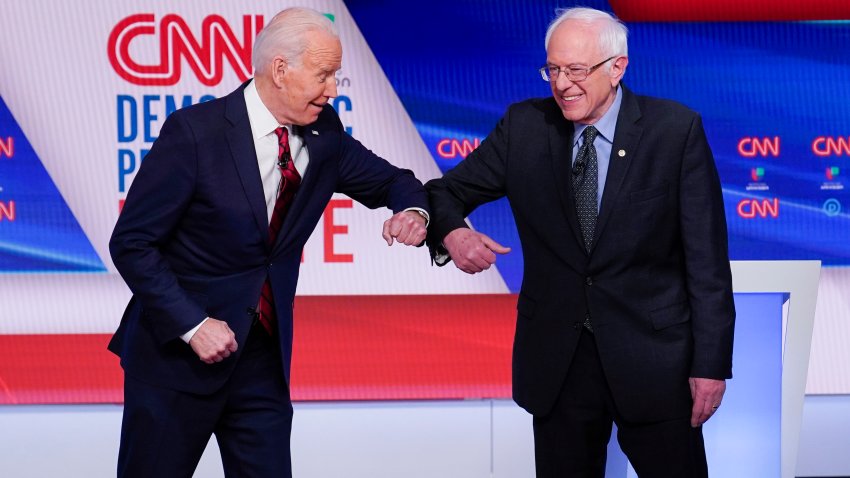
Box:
[424,106,512,260]
[678,114,736,379]
[334,119,429,214]
[109,112,207,344]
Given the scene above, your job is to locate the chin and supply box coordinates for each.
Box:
[559,109,581,122]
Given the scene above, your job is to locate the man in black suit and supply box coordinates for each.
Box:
[109,7,428,477]
[426,7,734,477]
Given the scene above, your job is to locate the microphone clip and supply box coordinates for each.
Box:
[278,152,291,169]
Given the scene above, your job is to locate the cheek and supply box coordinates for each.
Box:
[586,84,604,106]
[311,83,327,100]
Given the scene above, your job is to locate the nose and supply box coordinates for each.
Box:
[324,78,338,99]
[554,71,574,91]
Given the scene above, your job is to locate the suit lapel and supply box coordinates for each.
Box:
[224,84,270,246]
[594,86,643,247]
[547,109,585,249]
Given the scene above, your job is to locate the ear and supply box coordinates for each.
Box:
[609,56,628,86]
[271,56,287,87]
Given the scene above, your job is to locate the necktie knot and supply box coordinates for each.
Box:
[274,127,290,165]
[274,126,289,148]
[581,125,599,146]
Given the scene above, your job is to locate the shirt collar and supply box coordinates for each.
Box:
[244,79,288,140]
[573,85,623,145]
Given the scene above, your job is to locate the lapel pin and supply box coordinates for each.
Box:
[618,149,626,157]
[311,130,319,136]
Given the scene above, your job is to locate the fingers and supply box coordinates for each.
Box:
[191,320,238,364]
[690,398,712,428]
[383,212,427,246]
[382,219,394,246]
[202,339,234,364]
[481,235,511,255]
[691,398,722,427]
[688,377,725,427]
[444,229,510,274]
[455,239,497,273]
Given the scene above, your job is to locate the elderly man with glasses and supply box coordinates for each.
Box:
[426,7,734,477]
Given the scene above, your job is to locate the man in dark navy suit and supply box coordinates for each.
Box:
[109,7,428,477]
[426,7,734,477]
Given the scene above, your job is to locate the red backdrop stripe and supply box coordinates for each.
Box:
[0,295,517,404]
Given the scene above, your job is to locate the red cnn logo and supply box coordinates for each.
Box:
[737,198,779,218]
[737,137,780,157]
[107,14,263,86]
[812,137,850,157]
[436,138,481,159]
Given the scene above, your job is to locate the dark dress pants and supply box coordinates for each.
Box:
[533,329,708,478]
[118,322,293,478]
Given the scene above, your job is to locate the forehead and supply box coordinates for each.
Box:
[546,20,600,63]
[302,30,342,68]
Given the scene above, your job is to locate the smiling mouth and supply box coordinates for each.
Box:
[561,94,583,102]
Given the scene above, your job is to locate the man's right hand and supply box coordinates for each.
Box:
[443,228,511,274]
[189,319,238,364]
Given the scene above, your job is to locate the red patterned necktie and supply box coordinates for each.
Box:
[257,126,302,335]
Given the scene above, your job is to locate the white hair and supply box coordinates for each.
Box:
[252,7,338,72]
[544,7,628,64]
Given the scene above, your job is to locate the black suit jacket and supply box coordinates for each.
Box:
[426,85,735,422]
[109,82,428,395]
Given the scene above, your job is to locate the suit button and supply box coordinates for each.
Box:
[585,277,593,286]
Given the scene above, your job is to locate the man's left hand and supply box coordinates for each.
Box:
[689,377,726,427]
[382,210,427,246]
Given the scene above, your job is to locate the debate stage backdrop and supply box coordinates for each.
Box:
[0,0,848,404]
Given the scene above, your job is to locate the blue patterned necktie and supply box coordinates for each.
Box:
[573,125,599,254]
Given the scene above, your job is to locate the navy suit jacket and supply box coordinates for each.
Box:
[426,85,735,422]
[109,82,428,394]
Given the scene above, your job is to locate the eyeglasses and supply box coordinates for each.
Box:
[539,56,616,82]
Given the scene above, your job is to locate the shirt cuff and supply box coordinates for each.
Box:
[180,317,210,343]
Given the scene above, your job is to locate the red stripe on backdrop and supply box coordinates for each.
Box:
[0,334,122,404]
[0,295,517,405]
[610,0,850,22]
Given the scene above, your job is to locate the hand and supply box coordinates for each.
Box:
[443,228,511,274]
[189,318,238,364]
[382,211,427,246]
[689,377,726,427]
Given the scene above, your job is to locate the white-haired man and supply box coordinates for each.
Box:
[110,7,429,477]
[427,7,734,476]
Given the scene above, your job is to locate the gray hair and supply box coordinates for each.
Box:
[544,7,628,62]
[252,7,338,73]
